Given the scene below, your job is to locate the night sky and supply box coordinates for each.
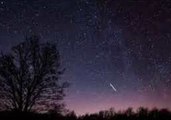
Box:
[0,0,171,115]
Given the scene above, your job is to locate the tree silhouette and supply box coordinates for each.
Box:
[0,35,68,112]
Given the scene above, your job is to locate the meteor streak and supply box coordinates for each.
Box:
[110,83,117,92]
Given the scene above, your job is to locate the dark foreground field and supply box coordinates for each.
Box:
[0,108,171,120]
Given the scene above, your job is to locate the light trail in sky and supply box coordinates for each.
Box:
[110,83,117,92]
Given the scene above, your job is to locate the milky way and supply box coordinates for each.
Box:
[0,0,171,115]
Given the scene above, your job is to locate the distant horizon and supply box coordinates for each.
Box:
[65,91,171,115]
[73,106,171,116]
[65,103,171,116]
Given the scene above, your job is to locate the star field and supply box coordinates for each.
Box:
[0,0,171,115]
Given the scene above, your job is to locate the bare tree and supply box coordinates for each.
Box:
[0,35,68,112]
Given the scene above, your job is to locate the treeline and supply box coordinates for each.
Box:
[77,107,171,120]
[0,107,171,120]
